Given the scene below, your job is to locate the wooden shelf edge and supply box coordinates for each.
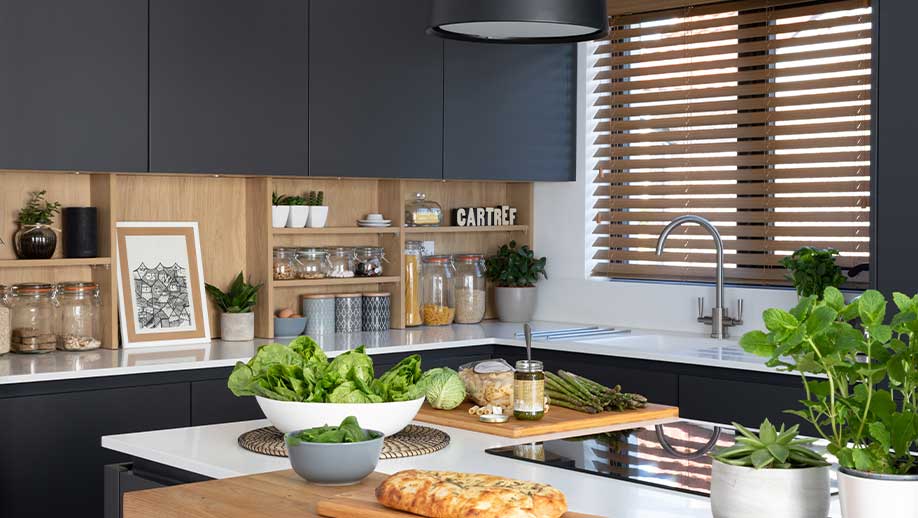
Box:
[273,226,399,235]
[0,257,112,268]
[272,276,400,288]
[402,225,528,234]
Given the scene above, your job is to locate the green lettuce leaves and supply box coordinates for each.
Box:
[286,416,381,445]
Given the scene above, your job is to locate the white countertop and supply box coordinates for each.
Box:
[0,321,785,385]
[101,418,841,518]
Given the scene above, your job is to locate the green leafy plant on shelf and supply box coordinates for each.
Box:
[282,195,306,206]
[712,419,828,469]
[205,272,263,313]
[272,192,288,206]
[306,190,325,206]
[781,247,846,299]
[484,240,547,288]
[741,287,918,475]
[18,190,61,225]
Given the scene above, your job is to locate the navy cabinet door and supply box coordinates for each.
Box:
[309,0,443,179]
[0,0,147,172]
[444,42,577,182]
[149,0,308,175]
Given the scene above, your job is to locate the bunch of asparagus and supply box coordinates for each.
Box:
[545,370,648,414]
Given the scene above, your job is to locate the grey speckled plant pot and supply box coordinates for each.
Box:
[494,287,537,323]
[221,312,255,341]
[710,459,830,518]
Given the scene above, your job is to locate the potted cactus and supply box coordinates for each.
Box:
[306,190,328,228]
[205,272,263,341]
[282,194,308,228]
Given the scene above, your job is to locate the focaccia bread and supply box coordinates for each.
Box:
[376,469,568,518]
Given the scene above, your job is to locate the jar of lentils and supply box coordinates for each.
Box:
[9,283,58,354]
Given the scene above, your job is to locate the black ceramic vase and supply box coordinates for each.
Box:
[14,225,57,259]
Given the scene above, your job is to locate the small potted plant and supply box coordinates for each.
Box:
[272,192,289,229]
[14,190,62,259]
[283,194,308,228]
[484,241,547,323]
[710,419,830,518]
[306,190,328,228]
[205,272,263,341]
[780,246,845,300]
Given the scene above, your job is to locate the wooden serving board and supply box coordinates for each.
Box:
[415,402,678,438]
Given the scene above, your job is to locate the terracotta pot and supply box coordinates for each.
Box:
[14,224,57,259]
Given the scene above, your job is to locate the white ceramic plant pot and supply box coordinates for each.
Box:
[494,286,537,323]
[271,206,290,228]
[710,459,830,518]
[838,467,918,518]
[286,206,309,228]
[308,206,329,228]
[221,312,255,341]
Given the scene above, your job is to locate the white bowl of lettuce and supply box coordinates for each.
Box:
[228,338,448,435]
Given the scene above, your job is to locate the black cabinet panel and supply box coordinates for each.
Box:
[309,0,443,179]
[0,383,190,518]
[678,375,811,433]
[191,378,264,426]
[0,0,147,172]
[444,42,577,181]
[149,0,308,175]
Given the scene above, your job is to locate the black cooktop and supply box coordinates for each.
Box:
[486,420,836,497]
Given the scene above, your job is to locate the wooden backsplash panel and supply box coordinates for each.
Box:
[401,180,513,226]
[271,178,382,225]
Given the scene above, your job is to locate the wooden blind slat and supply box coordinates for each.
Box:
[595,237,868,253]
[594,179,869,197]
[597,210,869,223]
[597,196,869,210]
[594,223,870,238]
[596,135,870,158]
[595,119,871,144]
[594,166,869,183]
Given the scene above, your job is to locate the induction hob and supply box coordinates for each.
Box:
[486,420,837,497]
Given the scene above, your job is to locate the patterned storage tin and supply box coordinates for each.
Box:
[302,294,335,336]
[362,293,391,332]
[335,293,363,333]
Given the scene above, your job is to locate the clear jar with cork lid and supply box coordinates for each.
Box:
[9,283,58,354]
[57,282,102,351]
[421,255,456,326]
[0,285,10,355]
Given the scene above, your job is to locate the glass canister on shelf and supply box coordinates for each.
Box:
[405,192,443,227]
[0,285,10,355]
[273,247,300,281]
[421,255,456,326]
[9,283,58,354]
[57,282,102,351]
[453,253,487,324]
[326,247,356,278]
[404,240,424,327]
[295,248,330,279]
[354,246,386,277]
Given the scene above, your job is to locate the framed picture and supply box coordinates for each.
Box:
[115,222,211,348]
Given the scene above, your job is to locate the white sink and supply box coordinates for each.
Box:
[571,333,753,361]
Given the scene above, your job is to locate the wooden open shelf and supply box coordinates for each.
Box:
[0,257,112,268]
[273,226,398,235]
[273,276,399,288]
[403,225,528,234]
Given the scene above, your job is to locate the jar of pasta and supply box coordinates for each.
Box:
[404,241,423,327]
[421,255,455,326]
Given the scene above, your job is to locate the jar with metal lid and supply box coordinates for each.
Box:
[404,241,424,327]
[0,285,10,355]
[514,360,545,421]
[405,192,443,227]
[453,254,487,324]
[421,255,456,326]
[326,247,356,278]
[9,283,58,354]
[57,282,102,351]
[354,246,386,277]
[295,248,330,279]
[273,247,300,281]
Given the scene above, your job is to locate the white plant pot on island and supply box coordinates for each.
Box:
[838,467,918,518]
[710,460,830,518]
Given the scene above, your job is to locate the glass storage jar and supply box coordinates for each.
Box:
[405,192,443,227]
[0,285,10,355]
[273,247,300,280]
[404,241,424,327]
[9,283,58,354]
[295,248,330,279]
[421,255,456,326]
[354,246,386,277]
[453,254,487,324]
[326,247,356,278]
[57,282,102,351]
[514,360,545,421]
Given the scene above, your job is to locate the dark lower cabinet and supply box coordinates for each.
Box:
[191,378,263,426]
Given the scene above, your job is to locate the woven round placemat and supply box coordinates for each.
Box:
[237,424,450,459]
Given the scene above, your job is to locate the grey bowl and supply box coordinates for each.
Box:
[284,431,384,486]
[274,317,306,337]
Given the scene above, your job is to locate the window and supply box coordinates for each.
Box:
[589,0,871,287]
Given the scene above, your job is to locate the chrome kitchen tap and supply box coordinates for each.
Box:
[655,215,742,339]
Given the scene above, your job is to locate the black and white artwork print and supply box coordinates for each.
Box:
[132,262,192,329]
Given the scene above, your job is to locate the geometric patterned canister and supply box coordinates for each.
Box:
[335,293,363,333]
[302,294,335,337]
[362,292,391,332]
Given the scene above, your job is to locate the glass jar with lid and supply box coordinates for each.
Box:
[326,247,356,278]
[405,192,443,227]
[273,247,300,280]
[354,246,387,277]
[453,254,487,324]
[421,255,456,326]
[514,360,545,421]
[57,282,102,351]
[9,283,59,354]
[295,248,330,279]
[0,285,10,355]
[404,241,424,327]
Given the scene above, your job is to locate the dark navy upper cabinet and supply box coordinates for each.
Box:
[0,0,147,172]
[149,0,308,175]
[309,0,443,179]
[444,42,577,182]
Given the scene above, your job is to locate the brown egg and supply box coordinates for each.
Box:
[290,314,303,319]
[277,308,294,318]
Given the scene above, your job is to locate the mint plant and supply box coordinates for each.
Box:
[781,247,846,299]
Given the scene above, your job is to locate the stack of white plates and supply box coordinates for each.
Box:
[357,219,392,227]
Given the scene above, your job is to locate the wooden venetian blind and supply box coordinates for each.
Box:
[591,0,872,286]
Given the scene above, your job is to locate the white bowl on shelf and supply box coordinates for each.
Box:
[255,396,425,436]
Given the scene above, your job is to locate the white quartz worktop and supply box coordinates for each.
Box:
[0,321,782,385]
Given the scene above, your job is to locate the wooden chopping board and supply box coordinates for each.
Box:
[415,401,678,438]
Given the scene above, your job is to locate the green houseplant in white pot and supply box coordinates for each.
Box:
[283,194,309,228]
[206,272,263,341]
[710,419,830,518]
[272,192,290,229]
[741,287,918,518]
[484,241,547,323]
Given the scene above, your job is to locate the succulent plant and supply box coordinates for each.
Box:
[712,419,828,469]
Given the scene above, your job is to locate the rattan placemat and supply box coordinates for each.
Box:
[238,424,450,459]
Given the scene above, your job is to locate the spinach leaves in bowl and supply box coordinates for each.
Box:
[287,416,381,445]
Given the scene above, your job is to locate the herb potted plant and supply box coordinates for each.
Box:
[710,419,830,518]
[272,192,290,229]
[484,241,547,323]
[205,272,263,341]
[283,194,308,229]
[306,190,328,228]
[741,287,918,518]
[781,246,846,299]
[14,190,61,259]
